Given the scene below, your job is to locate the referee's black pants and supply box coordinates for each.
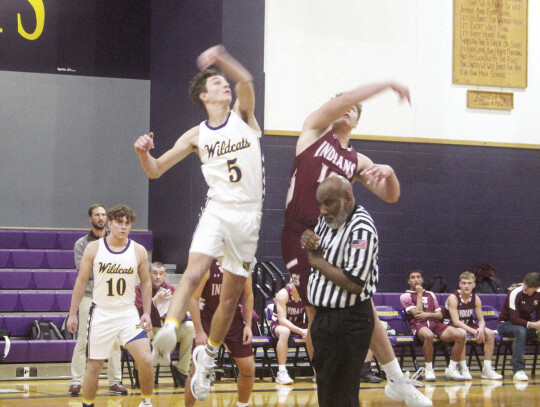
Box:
[312,299,374,407]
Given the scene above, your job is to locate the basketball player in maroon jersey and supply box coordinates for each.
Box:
[401,269,467,382]
[282,83,432,405]
[444,271,502,380]
[269,280,307,384]
[185,259,255,407]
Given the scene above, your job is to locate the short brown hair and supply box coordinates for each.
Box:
[151,261,165,272]
[189,69,226,110]
[88,204,106,217]
[107,204,136,223]
[459,271,475,282]
[523,272,540,288]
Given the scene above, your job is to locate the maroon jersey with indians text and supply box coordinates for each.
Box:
[443,290,476,326]
[400,290,441,331]
[271,285,307,328]
[200,260,243,325]
[284,130,358,229]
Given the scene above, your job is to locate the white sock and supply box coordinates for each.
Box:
[449,360,457,369]
[425,362,433,371]
[202,351,215,366]
[458,360,467,369]
[205,341,219,356]
[142,396,152,405]
[278,365,286,373]
[237,403,249,407]
[484,360,492,370]
[381,358,403,382]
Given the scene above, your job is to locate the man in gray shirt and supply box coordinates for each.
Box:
[68,204,127,397]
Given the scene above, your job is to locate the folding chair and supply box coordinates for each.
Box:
[376,305,419,372]
[251,307,276,381]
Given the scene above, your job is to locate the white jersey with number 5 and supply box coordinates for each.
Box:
[92,238,138,309]
[198,110,264,208]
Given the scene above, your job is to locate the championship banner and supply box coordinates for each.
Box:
[0,0,150,79]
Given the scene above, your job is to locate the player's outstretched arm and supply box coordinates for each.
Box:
[298,82,410,155]
[355,154,400,203]
[134,126,199,179]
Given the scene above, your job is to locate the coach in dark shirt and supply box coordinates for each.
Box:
[301,176,378,407]
[497,272,540,381]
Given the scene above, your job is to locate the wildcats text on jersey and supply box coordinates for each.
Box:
[205,137,251,158]
[313,140,356,178]
[97,262,135,275]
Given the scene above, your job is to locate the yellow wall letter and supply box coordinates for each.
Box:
[18,0,45,40]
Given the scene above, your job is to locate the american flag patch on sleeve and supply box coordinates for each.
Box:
[351,239,367,249]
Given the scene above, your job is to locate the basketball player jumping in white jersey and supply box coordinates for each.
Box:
[134,45,263,403]
[67,205,154,407]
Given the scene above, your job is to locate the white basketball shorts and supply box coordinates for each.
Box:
[86,303,145,360]
[190,199,261,278]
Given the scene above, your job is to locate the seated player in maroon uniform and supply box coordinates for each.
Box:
[400,269,467,382]
[269,280,307,385]
[186,259,254,407]
[443,271,502,380]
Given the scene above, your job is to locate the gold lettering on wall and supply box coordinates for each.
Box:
[453,0,527,88]
[467,90,513,110]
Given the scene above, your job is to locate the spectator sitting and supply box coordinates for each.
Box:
[269,280,308,385]
[400,269,467,382]
[496,272,540,381]
[443,271,502,380]
[135,261,194,388]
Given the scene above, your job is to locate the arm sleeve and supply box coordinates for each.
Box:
[73,238,86,270]
[508,291,530,327]
[400,293,415,313]
[343,225,377,286]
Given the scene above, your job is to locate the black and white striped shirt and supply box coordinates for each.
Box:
[307,204,378,308]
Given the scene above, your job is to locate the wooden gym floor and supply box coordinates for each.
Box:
[1,374,540,406]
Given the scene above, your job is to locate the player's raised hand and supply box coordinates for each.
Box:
[361,164,393,187]
[134,132,155,154]
[390,82,411,104]
[197,45,226,70]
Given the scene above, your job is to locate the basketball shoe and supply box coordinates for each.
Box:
[385,371,433,407]
[191,345,214,401]
[151,322,177,365]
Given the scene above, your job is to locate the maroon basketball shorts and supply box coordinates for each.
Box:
[411,320,450,338]
[198,313,253,359]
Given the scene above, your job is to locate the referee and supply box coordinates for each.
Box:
[301,175,378,407]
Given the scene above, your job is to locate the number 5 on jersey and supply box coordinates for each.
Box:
[227,158,242,182]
